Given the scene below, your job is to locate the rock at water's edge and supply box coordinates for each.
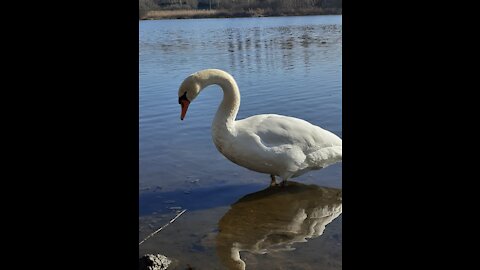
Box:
[139,254,171,270]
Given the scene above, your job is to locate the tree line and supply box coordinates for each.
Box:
[140,0,341,18]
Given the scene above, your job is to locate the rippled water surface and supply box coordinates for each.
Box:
[140,15,342,269]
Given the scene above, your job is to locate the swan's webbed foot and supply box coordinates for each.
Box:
[270,174,277,187]
[280,179,288,187]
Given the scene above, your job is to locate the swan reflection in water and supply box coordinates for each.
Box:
[216,181,342,270]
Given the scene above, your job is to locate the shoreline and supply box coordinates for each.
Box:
[140,8,341,20]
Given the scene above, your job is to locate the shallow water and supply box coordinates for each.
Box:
[139,15,342,269]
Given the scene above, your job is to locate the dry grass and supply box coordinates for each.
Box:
[142,9,221,20]
[141,8,342,20]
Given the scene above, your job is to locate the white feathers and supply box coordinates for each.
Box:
[179,69,342,181]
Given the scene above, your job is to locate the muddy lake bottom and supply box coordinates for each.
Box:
[139,180,342,270]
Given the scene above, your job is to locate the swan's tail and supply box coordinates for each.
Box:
[306,146,342,169]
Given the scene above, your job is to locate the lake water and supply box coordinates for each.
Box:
[139,15,342,269]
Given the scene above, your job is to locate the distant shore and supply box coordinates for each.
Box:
[140,8,341,20]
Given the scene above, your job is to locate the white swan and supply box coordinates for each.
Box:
[178,69,342,186]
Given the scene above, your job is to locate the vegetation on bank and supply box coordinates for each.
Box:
[140,0,341,19]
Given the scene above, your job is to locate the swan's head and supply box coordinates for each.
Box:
[178,74,202,120]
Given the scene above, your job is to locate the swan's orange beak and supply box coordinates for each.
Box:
[180,99,190,120]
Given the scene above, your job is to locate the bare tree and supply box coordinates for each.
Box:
[139,0,158,18]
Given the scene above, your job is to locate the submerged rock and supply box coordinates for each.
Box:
[139,254,171,270]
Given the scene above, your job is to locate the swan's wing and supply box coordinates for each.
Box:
[227,114,341,178]
[236,114,342,151]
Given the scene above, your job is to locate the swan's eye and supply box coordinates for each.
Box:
[178,92,189,104]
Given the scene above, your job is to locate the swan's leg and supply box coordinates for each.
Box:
[280,178,288,187]
[270,174,277,187]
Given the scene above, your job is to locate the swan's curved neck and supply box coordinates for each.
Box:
[197,69,240,131]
